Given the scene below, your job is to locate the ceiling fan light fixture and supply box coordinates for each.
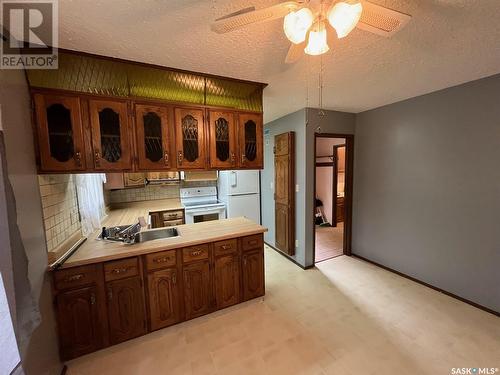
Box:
[283,7,314,44]
[327,1,363,38]
[304,21,329,56]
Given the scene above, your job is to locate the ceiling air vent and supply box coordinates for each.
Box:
[357,1,411,37]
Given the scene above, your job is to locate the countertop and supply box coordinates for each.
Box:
[61,199,267,269]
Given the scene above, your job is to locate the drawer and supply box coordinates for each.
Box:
[145,250,177,271]
[214,239,238,257]
[163,210,184,220]
[241,234,263,252]
[104,257,139,282]
[54,264,100,291]
[182,244,209,263]
[163,219,183,227]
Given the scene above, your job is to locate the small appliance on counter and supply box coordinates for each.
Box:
[218,170,260,224]
[180,186,226,224]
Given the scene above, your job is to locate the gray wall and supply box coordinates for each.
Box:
[262,109,307,266]
[353,74,500,312]
[304,108,355,266]
[262,108,355,267]
[1,67,61,373]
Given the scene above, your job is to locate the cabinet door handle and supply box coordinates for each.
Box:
[107,288,113,300]
[74,151,82,167]
[177,151,183,165]
[94,149,101,167]
[64,273,84,282]
[90,293,96,305]
[241,154,246,164]
[172,272,177,285]
[164,151,169,166]
[184,273,190,289]
[243,256,247,265]
[230,152,236,166]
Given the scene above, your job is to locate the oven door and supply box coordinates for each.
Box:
[184,206,226,224]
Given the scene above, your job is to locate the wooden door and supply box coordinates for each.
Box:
[242,249,264,301]
[238,113,263,169]
[89,99,132,170]
[174,107,206,169]
[56,286,101,359]
[208,111,237,169]
[274,132,295,255]
[106,276,146,344]
[34,93,86,171]
[183,261,211,319]
[147,268,181,331]
[135,104,173,170]
[214,254,240,309]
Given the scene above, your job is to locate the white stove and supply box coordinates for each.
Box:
[180,187,226,224]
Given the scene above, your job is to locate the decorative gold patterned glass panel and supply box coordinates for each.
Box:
[215,117,230,162]
[143,112,163,163]
[47,104,74,162]
[99,108,122,163]
[182,115,199,163]
[244,120,257,162]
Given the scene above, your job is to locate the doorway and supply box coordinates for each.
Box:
[313,134,353,263]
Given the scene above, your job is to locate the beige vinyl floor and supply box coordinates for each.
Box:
[315,223,344,262]
[67,246,500,375]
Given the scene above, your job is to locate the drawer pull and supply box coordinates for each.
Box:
[221,244,232,250]
[190,250,203,256]
[111,267,129,274]
[154,256,171,263]
[65,274,84,282]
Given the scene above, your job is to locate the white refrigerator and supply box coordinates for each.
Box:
[218,170,261,224]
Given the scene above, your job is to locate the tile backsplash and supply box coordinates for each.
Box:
[38,174,81,252]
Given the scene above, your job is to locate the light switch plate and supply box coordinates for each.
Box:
[295,240,299,248]
[270,182,274,189]
[295,184,299,192]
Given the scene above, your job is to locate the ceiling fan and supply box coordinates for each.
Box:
[211,0,411,63]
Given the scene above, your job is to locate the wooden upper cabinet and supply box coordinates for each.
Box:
[89,99,132,171]
[106,276,146,344]
[174,107,206,169]
[55,286,102,360]
[214,254,240,309]
[34,93,86,171]
[208,111,237,169]
[183,260,212,319]
[135,104,173,170]
[238,113,263,169]
[147,268,181,331]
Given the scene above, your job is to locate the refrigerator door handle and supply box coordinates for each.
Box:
[230,171,237,187]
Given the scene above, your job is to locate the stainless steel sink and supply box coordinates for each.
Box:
[133,227,179,243]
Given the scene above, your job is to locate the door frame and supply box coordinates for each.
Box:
[313,133,354,263]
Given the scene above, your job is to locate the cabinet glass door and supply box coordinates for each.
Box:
[174,107,205,169]
[238,113,263,169]
[89,99,132,170]
[34,93,85,171]
[135,104,172,170]
[209,111,236,169]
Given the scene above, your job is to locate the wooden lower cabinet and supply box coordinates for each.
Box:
[147,268,181,331]
[52,234,265,360]
[242,249,265,301]
[183,261,212,320]
[55,286,102,360]
[106,276,146,344]
[214,254,240,309]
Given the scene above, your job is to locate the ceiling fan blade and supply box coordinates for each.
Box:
[285,42,305,64]
[356,0,411,37]
[211,1,301,34]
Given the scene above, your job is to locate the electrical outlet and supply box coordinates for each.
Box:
[295,240,299,248]
[270,182,274,189]
[295,184,299,193]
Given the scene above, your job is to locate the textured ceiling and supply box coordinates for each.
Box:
[58,0,500,122]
